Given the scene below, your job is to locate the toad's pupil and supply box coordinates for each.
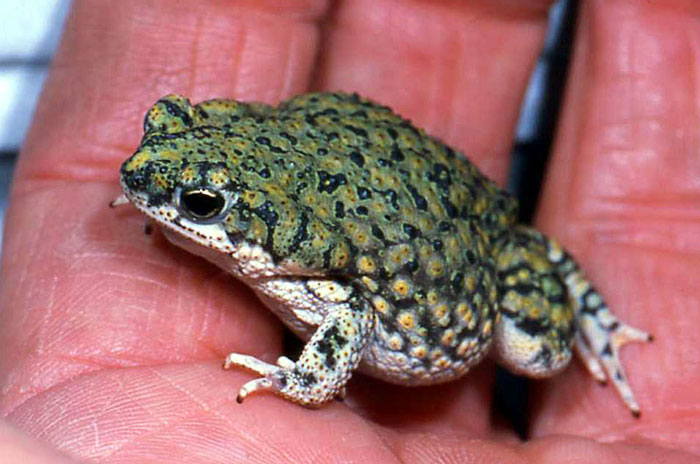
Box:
[181,188,225,219]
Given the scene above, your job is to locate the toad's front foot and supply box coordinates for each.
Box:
[224,299,374,407]
[224,353,336,406]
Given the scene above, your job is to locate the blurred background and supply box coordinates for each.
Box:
[0,0,577,437]
[0,0,71,251]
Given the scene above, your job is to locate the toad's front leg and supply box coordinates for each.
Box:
[224,294,374,406]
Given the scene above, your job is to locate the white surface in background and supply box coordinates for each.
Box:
[0,0,71,252]
[0,0,71,151]
[0,68,50,150]
[0,0,71,60]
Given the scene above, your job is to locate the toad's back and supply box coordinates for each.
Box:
[269,94,519,382]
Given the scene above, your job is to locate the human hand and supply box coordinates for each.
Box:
[1,0,698,462]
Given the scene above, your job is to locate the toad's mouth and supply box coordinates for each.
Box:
[110,191,237,256]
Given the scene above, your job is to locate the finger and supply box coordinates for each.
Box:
[532,0,700,452]
[0,0,325,412]
[0,421,77,463]
[391,432,699,464]
[314,0,557,184]
[312,0,559,433]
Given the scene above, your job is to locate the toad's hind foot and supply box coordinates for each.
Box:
[545,229,652,417]
[569,284,652,417]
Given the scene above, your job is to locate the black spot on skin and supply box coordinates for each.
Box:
[438,221,453,232]
[505,283,542,297]
[403,223,420,239]
[345,124,368,138]
[444,146,456,159]
[323,247,332,269]
[301,372,318,386]
[404,260,419,273]
[349,151,365,167]
[383,189,399,209]
[432,239,443,251]
[317,171,347,194]
[259,167,271,178]
[334,201,345,218]
[315,325,349,370]
[160,98,193,128]
[296,181,309,194]
[326,325,348,347]
[305,114,318,126]
[197,107,209,119]
[316,339,336,369]
[495,197,507,211]
[317,147,328,156]
[465,250,476,264]
[427,162,452,190]
[357,187,372,200]
[192,127,212,139]
[387,127,398,139]
[615,370,624,381]
[356,206,369,216]
[291,212,309,249]
[253,200,279,227]
[280,131,297,145]
[607,321,620,332]
[440,196,458,218]
[405,184,428,210]
[391,147,405,161]
[515,316,548,337]
[377,158,392,168]
[236,203,252,219]
[601,343,613,357]
[451,272,464,293]
[532,345,553,369]
[371,224,385,241]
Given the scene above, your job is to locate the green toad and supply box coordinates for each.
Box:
[116,92,652,414]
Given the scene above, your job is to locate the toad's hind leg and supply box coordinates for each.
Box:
[224,292,374,407]
[494,226,652,416]
[493,227,576,379]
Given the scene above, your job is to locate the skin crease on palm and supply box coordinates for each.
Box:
[0,0,699,462]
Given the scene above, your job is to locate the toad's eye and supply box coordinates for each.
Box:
[179,188,226,221]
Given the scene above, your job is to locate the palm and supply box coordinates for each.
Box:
[1,1,699,462]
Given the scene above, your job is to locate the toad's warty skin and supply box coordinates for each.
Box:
[117,92,652,415]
